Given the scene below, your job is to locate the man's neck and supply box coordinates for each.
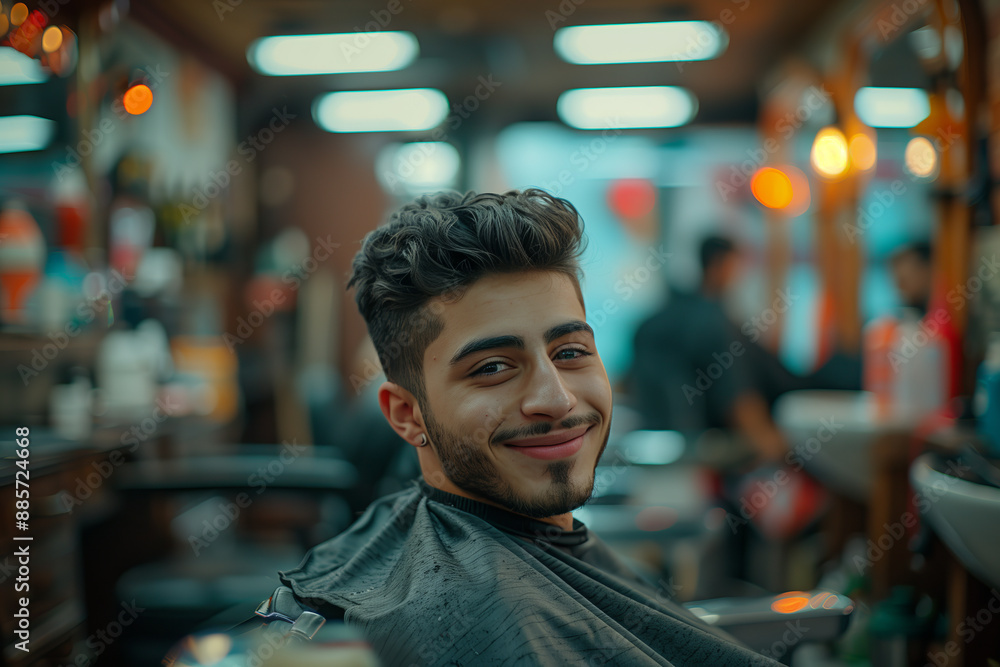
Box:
[424,475,574,531]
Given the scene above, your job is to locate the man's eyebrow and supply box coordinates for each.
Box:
[448,321,594,367]
[544,320,593,343]
[449,335,524,366]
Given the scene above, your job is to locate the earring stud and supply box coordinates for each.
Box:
[419,434,428,446]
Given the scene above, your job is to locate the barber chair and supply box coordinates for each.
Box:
[162,585,853,666]
[109,446,358,665]
[573,412,855,663]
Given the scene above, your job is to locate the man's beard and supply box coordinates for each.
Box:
[423,407,608,519]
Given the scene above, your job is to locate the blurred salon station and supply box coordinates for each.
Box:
[2,0,1000,665]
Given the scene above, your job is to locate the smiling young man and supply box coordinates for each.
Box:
[276,190,780,665]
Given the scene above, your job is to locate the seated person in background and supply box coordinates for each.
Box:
[275,191,780,665]
[888,240,934,317]
[628,234,862,463]
[888,240,961,401]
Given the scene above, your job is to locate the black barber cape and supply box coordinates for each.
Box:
[279,480,780,666]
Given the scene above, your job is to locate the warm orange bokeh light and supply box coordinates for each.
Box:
[751,167,794,209]
[10,3,27,26]
[0,14,8,38]
[771,595,810,614]
[849,133,877,171]
[123,84,153,115]
[905,136,937,178]
[811,127,849,179]
[42,25,62,52]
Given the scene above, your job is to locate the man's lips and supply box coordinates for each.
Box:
[502,425,592,461]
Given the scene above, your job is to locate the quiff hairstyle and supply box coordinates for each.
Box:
[347,188,587,407]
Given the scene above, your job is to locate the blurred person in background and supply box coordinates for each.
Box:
[887,239,962,402]
[627,234,862,463]
[627,235,789,461]
[266,191,781,665]
[889,240,933,315]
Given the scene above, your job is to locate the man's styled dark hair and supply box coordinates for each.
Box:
[699,234,736,274]
[347,188,587,407]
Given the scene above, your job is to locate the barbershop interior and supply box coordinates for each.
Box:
[3,0,1000,664]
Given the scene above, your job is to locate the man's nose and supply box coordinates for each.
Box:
[521,357,577,419]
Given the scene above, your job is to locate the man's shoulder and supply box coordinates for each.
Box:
[277,486,422,591]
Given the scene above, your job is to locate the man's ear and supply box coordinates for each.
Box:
[378,380,426,448]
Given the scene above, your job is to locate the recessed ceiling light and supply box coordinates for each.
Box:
[557,86,697,129]
[854,87,930,128]
[0,115,56,153]
[0,47,47,86]
[313,89,449,133]
[248,32,418,76]
[555,21,727,64]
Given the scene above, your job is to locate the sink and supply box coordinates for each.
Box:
[910,452,1000,589]
[773,390,908,503]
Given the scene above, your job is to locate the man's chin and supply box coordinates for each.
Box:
[500,478,595,519]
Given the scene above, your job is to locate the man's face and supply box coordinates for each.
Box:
[890,251,932,309]
[418,270,613,519]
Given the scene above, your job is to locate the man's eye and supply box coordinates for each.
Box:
[556,348,592,361]
[472,361,510,376]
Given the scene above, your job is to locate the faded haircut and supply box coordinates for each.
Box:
[347,188,587,407]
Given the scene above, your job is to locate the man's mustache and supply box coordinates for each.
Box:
[490,412,602,445]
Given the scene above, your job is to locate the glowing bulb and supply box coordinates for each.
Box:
[10,3,27,26]
[849,133,876,171]
[42,25,62,52]
[123,84,153,115]
[751,167,794,209]
[811,127,849,178]
[904,136,937,178]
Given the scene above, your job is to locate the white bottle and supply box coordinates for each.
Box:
[891,308,945,421]
[50,374,94,440]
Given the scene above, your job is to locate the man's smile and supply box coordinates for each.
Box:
[503,425,593,460]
